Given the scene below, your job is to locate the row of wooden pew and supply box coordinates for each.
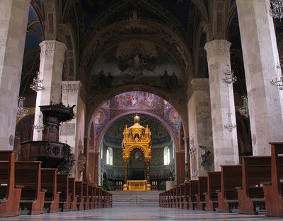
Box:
[0,151,112,217]
[159,142,283,217]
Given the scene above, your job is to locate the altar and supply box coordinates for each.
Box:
[127,180,147,191]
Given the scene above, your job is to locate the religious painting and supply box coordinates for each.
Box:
[94,109,105,125]
[169,110,180,124]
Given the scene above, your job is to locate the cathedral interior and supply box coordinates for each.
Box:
[1,0,283,219]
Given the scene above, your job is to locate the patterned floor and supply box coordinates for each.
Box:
[2,206,282,221]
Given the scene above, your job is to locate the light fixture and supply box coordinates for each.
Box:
[222,69,237,84]
[33,114,44,132]
[270,0,283,20]
[270,63,283,90]
[17,97,28,119]
[224,113,237,132]
[239,95,249,118]
[30,72,45,91]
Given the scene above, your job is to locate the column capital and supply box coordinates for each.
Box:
[62,81,82,93]
[204,39,231,60]
[190,78,210,92]
[39,40,67,57]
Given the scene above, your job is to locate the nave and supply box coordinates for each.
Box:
[2,206,280,221]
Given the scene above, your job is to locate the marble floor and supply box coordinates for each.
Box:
[1,206,282,221]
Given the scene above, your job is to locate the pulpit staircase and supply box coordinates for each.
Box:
[110,191,162,207]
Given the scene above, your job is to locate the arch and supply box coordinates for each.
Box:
[85,86,188,141]
[80,19,192,79]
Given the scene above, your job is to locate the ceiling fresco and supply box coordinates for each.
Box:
[89,40,182,91]
[92,91,181,142]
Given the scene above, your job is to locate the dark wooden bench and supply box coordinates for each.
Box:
[57,174,71,211]
[184,181,190,209]
[263,142,283,217]
[75,181,84,210]
[180,183,185,209]
[205,172,221,211]
[188,180,198,210]
[0,151,22,217]
[15,161,45,215]
[169,188,174,208]
[68,177,77,211]
[196,176,207,210]
[83,182,89,210]
[87,183,94,209]
[217,165,242,213]
[173,186,178,208]
[237,156,271,215]
[41,168,60,213]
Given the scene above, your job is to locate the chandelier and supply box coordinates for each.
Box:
[270,63,283,90]
[30,72,45,91]
[224,113,237,132]
[222,69,237,84]
[33,114,44,133]
[17,97,28,119]
[239,96,249,118]
[270,0,283,20]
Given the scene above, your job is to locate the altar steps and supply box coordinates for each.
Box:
[110,191,162,207]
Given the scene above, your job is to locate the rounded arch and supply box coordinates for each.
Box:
[80,19,192,79]
[92,110,180,155]
[85,85,188,139]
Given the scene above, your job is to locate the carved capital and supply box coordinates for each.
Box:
[40,40,67,58]
[204,40,231,62]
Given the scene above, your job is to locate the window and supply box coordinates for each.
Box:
[106,147,113,165]
[164,146,170,165]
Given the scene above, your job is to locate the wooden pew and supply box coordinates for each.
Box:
[173,186,178,208]
[75,181,84,210]
[83,182,89,210]
[237,156,271,215]
[263,142,283,217]
[205,172,221,211]
[15,161,45,215]
[41,168,60,213]
[92,186,98,209]
[180,183,185,209]
[188,180,198,210]
[0,151,22,217]
[68,177,77,211]
[169,188,174,208]
[184,181,190,209]
[88,183,94,209]
[196,176,208,210]
[57,174,71,211]
[217,165,242,213]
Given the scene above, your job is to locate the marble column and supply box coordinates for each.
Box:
[33,40,66,141]
[205,40,239,171]
[188,78,213,178]
[0,0,30,150]
[236,0,283,155]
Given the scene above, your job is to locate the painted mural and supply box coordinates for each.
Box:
[93,91,181,141]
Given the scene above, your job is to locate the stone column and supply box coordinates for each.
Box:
[205,40,239,171]
[33,40,66,141]
[188,78,213,178]
[0,0,30,150]
[60,81,85,179]
[236,0,283,155]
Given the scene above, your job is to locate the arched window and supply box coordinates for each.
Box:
[164,146,170,165]
[106,147,113,165]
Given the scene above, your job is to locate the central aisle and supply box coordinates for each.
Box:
[3,206,280,221]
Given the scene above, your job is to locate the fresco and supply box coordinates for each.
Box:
[94,91,181,138]
[107,91,163,110]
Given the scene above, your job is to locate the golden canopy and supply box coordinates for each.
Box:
[122,115,152,163]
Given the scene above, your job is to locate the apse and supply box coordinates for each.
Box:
[88,91,182,190]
